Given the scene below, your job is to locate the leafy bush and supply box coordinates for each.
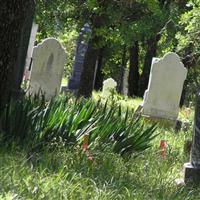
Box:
[0,94,158,156]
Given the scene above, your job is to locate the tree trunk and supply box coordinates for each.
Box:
[180,44,194,107]
[77,36,100,97]
[118,46,127,94]
[0,0,35,110]
[138,34,161,97]
[94,48,104,91]
[13,3,35,99]
[78,0,107,98]
[128,41,139,97]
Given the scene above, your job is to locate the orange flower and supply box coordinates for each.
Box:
[160,140,167,159]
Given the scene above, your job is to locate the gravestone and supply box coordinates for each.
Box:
[142,52,187,120]
[184,91,200,184]
[68,23,91,90]
[29,38,66,99]
[102,78,117,98]
[123,68,129,96]
[24,23,38,78]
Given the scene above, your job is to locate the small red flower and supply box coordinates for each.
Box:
[160,140,167,159]
[87,155,94,161]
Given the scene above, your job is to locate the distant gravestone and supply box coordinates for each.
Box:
[68,23,91,90]
[29,38,66,99]
[102,78,117,98]
[123,68,129,96]
[142,52,187,120]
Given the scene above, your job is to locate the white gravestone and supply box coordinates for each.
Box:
[29,38,67,99]
[123,68,129,96]
[102,78,117,98]
[142,52,187,120]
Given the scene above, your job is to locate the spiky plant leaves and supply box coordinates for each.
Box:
[0,94,158,156]
[113,124,158,156]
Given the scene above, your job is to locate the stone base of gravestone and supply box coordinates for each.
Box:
[184,162,200,184]
[143,116,176,128]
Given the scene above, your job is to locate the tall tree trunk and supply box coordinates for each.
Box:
[180,44,195,107]
[13,2,35,99]
[128,41,139,97]
[138,34,161,97]
[94,48,104,91]
[118,45,127,93]
[77,37,100,97]
[0,0,35,110]
[78,0,107,98]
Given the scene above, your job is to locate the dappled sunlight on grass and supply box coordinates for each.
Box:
[0,131,198,200]
[93,91,142,111]
[0,94,198,199]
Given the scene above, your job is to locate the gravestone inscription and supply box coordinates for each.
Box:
[142,52,187,120]
[29,38,66,99]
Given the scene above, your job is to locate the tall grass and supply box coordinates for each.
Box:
[0,133,199,200]
[0,94,198,199]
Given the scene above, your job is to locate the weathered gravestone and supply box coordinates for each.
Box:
[24,23,38,77]
[184,91,200,184]
[68,23,91,90]
[142,52,187,120]
[29,38,66,99]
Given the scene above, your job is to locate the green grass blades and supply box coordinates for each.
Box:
[0,94,158,156]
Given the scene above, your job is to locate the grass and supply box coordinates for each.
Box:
[61,77,68,86]
[0,132,197,200]
[0,94,198,200]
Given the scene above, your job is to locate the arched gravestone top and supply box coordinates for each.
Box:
[142,52,187,120]
[29,38,67,99]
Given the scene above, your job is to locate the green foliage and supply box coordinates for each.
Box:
[174,1,200,104]
[35,0,192,94]
[0,95,46,143]
[176,1,200,59]
[0,95,157,156]
[0,94,197,199]
[59,29,78,78]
